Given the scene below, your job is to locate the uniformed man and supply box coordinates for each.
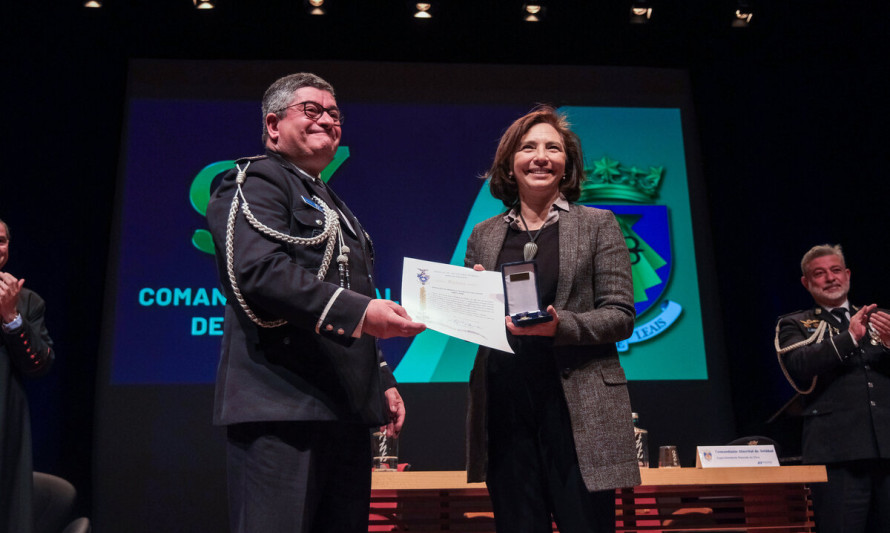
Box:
[776,244,890,532]
[1,217,55,533]
[205,73,425,533]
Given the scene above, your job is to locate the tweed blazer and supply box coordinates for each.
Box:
[465,202,641,492]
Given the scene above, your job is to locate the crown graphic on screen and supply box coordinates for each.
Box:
[578,156,664,204]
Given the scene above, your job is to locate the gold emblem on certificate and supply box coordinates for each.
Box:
[416,268,430,320]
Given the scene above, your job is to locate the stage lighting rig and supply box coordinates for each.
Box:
[732,1,754,27]
[522,3,547,22]
[193,0,215,9]
[305,0,327,16]
[629,0,652,24]
[413,2,433,19]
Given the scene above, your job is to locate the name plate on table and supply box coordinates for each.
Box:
[696,445,779,468]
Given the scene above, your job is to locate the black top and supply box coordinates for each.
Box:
[493,221,560,359]
[498,222,559,308]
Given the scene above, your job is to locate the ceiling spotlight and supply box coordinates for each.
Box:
[414,3,432,19]
[83,0,102,7]
[305,0,326,16]
[629,0,652,24]
[523,3,546,23]
[732,1,754,27]
[193,0,215,9]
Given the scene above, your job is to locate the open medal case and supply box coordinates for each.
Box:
[501,260,553,327]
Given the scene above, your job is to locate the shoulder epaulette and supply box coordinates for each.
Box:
[235,155,268,164]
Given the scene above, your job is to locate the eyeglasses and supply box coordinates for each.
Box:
[285,101,343,125]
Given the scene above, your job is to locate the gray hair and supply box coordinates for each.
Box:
[261,73,336,143]
[0,217,9,240]
[801,244,845,276]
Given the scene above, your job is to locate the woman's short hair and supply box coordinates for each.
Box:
[486,105,585,207]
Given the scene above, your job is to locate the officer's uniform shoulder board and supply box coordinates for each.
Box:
[235,155,268,164]
[778,309,807,320]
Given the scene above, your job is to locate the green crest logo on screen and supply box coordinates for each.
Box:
[396,106,707,383]
[579,156,681,352]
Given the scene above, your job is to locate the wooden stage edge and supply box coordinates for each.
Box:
[371,465,828,490]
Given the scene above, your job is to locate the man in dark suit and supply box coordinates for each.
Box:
[776,244,890,532]
[205,73,425,533]
[0,217,55,533]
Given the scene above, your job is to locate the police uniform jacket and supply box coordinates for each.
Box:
[464,204,640,492]
[206,151,395,427]
[777,305,890,464]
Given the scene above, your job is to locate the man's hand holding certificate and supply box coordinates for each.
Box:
[401,257,513,353]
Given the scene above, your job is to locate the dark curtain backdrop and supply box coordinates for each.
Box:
[6,0,889,524]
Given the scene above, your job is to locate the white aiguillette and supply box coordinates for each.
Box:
[695,445,780,468]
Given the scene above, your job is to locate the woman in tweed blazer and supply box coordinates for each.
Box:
[465,107,639,532]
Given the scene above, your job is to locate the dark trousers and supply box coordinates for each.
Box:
[486,348,616,533]
[812,459,890,533]
[226,421,372,533]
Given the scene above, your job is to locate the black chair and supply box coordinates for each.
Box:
[32,472,91,533]
[726,435,782,458]
[61,517,90,533]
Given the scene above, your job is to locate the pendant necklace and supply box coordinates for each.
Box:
[517,210,545,261]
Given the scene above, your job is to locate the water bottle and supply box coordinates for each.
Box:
[632,412,650,468]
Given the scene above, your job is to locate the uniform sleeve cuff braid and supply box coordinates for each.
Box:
[315,287,344,334]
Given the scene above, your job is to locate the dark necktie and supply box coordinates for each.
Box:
[286,160,356,235]
[830,308,850,330]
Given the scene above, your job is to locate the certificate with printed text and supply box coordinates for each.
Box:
[401,257,513,354]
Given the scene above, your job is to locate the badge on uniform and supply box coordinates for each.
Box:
[801,319,820,331]
[301,195,322,212]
